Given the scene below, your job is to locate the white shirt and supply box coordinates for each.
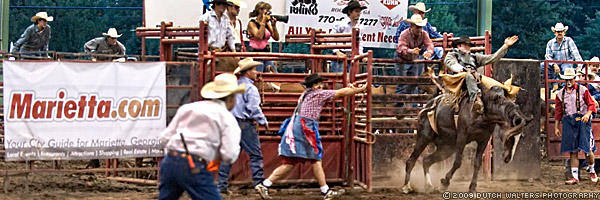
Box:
[332,18,364,55]
[160,100,241,164]
[199,10,236,50]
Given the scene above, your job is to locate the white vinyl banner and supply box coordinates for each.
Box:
[285,0,408,48]
[3,61,167,161]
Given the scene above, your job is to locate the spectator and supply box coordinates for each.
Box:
[227,0,247,52]
[12,12,53,57]
[330,0,366,73]
[200,0,236,52]
[83,28,126,60]
[247,1,280,72]
[394,2,444,59]
[542,22,583,91]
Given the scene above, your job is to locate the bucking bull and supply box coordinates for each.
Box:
[402,75,534,193]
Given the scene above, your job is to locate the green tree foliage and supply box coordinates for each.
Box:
[574,11,600,60]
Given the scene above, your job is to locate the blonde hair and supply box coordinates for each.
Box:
[249,2,272,18]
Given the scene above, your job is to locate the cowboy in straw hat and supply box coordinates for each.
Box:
[543,22,583,91]
[159,73,244,199]
[393,14,434,107]
[554,67,598,185]
[256,73,367,200]
[444,34,518,115]
[83,28,126,57]
[587,56,600,74]
[331,0,367,73]
[11,11,53,54]
[227,0,247,51]
[218,58,270,195]
[395,2,444,60]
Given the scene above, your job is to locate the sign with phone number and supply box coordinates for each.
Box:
[284,0,408,49]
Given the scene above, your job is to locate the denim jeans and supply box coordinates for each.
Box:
[432,46,444,60]
[394,57,424,96]
[331,60,351,73]
[217,120,264,190]
[158,154,221,200]
[255,61,277,73]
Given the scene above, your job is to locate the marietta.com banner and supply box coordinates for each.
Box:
[3,61,167,161]
[285,0,409,48]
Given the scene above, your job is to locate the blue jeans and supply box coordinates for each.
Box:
[395,60,424,95]
[255,61,277,73]
[158,154,221,200]
[217,120,264,190]
[331,60,351,73]
[432,46,444,60]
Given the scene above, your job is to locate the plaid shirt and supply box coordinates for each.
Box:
[299,89,336,121]
[545,36,583,68]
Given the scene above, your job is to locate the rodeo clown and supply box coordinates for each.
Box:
[555,67,598,185]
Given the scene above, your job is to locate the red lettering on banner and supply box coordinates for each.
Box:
[97,101,111,118]
[88,96,97,118]
[10,93,32,119]
[77,96,87,118]
[46,101,56,118]
[381,0,401,10]
[32,101,47,119]
[64,101,77,119]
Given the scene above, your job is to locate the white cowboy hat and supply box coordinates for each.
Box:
[405,14,428,27]
[30,12,53,22]
[560,68,577,80]
[233,57,263,74]
[589,56,599,63]
[227,0,247,8]
[408,2,431,13]
[102,28,122,38]
[201,73,246,99]
[551,22,568,32]
[577,67,595,77]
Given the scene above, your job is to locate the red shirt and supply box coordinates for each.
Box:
[395,28,434,61]
[555,84,596,121]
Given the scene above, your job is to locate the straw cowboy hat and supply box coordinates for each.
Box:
[560,68,577,80]
[342,0,367,15]
[30,12,53,22]
[405,14,427,27]
[233,57,262,74]
[551,22,568,32]
[102,28,122,38]
[201,73,246,99]
[301,73,328,86]
[589,56,600,63]
[452,36,475,48]
[408,2,431,13]
[227,0,247,8]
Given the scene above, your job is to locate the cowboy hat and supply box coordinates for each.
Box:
[227,0,247,8]
[452,36,475,48]
[301,73,328,86]
[560,68,577,80]
[233,57,262,74]
[208,0,228,5]
[102,28,122,38]
[201,73,246,99]
[589,56,599,63]
[408,2,431,13]
[30,12,53,22]
[405,14,427,27]
[551,22,568,32]
[342,0,367,15]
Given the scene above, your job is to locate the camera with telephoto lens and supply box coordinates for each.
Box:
[271,15,289,23]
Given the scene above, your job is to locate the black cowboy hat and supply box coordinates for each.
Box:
[301,73,328,86]
[452,36,475,48]
[342,0,367,15]
[208,0,228,5]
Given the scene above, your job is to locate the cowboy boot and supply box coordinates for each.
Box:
[471,92,484,116]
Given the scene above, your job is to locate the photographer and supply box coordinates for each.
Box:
[247,1,280,72]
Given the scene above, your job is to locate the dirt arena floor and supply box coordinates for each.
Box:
[1,159,600,200]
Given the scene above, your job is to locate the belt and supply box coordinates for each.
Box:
[236,118,254,122]
[168,150,205,162]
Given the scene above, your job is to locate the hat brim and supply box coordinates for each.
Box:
[233,61,262,74]
[342,6,367,14]
[208,0,228,4]
[301,77,328,86]
[452,41,475,48]
[31,16,53,22]
[228,1,247,8]
[405,18,427,27]
[102,33,122,38]
[559,74,576,80]
[408,6,431,13]
[201,82,246,99]
[551,26,568,32]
